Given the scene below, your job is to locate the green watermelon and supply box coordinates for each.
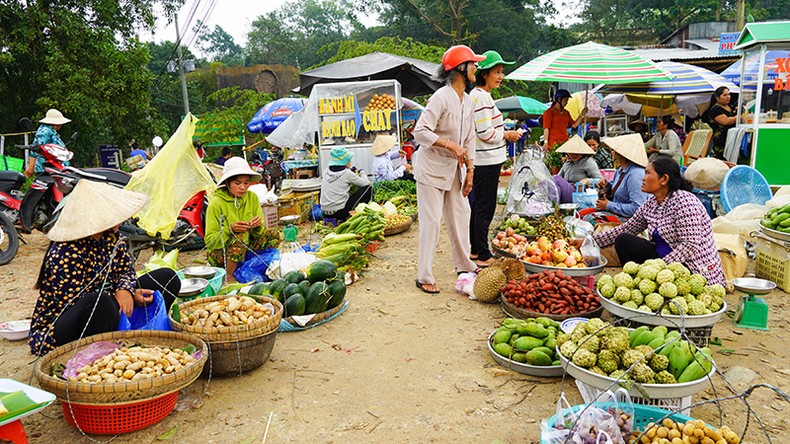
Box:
[248,282,270,296]
[284,270,306,284]
[268,279,288,302]
[326,280,346,309]
[285,294,306,316]
[282,283,301,299]
[297,280,310,296]
[305,281,331,314]
[306,260,337,283]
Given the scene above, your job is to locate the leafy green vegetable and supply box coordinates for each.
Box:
[374,180,416,203]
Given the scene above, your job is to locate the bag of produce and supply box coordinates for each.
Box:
[506,150,559,217]
[581,236,602,267]
[540,392,578,444]
[118,291,171,332]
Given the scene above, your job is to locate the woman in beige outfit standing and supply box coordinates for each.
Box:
[412,45,485,294]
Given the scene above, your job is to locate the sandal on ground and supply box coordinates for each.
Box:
[456,268,482,277]
[469,254,478,260]
[474,257,496,268]
[415,280,440,294]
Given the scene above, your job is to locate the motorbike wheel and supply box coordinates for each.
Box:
[0,212,20,265]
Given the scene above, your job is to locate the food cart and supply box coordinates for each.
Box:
[734,21,790,185]
[313,80,402,174]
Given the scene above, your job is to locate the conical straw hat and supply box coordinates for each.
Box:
[48,180,148,242]
[370,134,398,156]
[603,133,648,167]
[555,135,595,155]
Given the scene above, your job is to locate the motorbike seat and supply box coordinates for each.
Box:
[74,168,131,187]
[0,170,26,194]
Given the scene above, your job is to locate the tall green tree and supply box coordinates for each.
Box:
[0,0,183,166]
[196,22,243,66]
[245,0,363,68]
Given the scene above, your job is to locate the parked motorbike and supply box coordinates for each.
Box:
[0,212,19,265]
[249,146,284,191]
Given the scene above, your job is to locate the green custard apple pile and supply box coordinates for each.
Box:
[597,259,725,316]
[559,318,714,384]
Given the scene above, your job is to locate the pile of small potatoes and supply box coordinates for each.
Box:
[182,296,271,328]
[638,418,740,444]
[70,346,195,384]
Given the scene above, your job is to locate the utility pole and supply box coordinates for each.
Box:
[736,0,746,30]
[175,14,190,115]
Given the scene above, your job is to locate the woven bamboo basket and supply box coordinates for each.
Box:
[501,297,604,321]
[282,299,345,328]
[384,219,413,236]
[201,330,278,376]
[169,295,283,342]
[35,330,208,404]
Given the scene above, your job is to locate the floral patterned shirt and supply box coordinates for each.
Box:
[29,231,136,355]
[593,190,726,286]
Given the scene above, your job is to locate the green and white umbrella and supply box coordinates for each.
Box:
[506,41,673,84]
[495,96,548,116]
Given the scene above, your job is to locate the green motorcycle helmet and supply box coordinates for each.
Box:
[476,50,515,71]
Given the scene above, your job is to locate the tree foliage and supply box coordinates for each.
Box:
[0,0,183,166]
[245,0,363,68]
[196,22,243,66]
[199,87,275,146]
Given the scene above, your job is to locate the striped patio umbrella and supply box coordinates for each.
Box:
[506,41,672,84]
[495,96,548,116]
[597,61,739,95]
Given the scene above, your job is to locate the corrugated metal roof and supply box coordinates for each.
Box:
[630,41,726,61]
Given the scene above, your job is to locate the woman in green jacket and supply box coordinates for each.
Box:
[205,157,280,280]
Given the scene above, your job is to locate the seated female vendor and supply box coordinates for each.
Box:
[579,134,650,225]
[320,147,373,222]
[205,157,280,281]
[593,156,726,286]
[371,134,413,183]
[552,135,602,203]
[29,180,180,356]
[645,115,683,165]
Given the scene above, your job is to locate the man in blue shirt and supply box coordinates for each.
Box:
[25,109,71,178]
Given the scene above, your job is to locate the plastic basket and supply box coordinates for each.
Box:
[540,400,696,444]
[61,391,178,435]
[720,165,772,213]
[366,240,383,253]
[575,380,692,414]
[754,236,790,291]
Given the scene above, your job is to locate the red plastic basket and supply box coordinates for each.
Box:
[366,240,383,253]
[61,391,178,435]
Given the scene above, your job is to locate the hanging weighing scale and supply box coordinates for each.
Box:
[732,277,776,331]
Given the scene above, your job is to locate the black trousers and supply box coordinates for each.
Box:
[614,233,659,264]
[327,185,373,222]
[53,268,180,346]
[469,163,502,261]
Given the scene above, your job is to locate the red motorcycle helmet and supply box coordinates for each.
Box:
[441,45,486,72]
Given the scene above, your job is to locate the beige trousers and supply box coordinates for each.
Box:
[416,170,477,284]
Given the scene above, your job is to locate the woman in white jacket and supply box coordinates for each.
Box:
[468,50,522,267]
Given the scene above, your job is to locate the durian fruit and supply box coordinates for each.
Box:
[494,258,527,282]
[473,267,507,303]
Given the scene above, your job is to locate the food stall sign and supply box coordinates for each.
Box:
[719,32,741,56]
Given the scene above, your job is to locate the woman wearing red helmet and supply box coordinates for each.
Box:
[411,45,485,294]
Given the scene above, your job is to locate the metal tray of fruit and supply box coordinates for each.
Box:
[558,352,716,399]
[598,291,727,328]
[501,298,603,322]
[491,245,519,259]
[487,332,564,377]
[760,223,790,242]
[521,257,608,277]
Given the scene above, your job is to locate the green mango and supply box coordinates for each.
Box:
[511,353,527,363]
[513,336,544,351]
[493,342,513,358]
[523,323,549,339]
[493,329,513,344]
[629,326,649,347]
[526,350,553,366]
[532,346,555,359]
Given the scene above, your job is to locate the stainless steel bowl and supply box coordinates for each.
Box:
[280,215,300,225]
[731,277,776,295]
[179,278,209,297]
[183,265,216,279]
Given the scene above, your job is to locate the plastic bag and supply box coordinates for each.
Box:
[63,341,119,379]
[581,236,601,267]
[765,186,790,210]
[506,149,559,217]
[454,272,476,299]
[118,290,171,332]
[573,182,598,210]
[234,248,280,283]
[567,218,594,239]
[711,203,766,237]
[540,392,578,444]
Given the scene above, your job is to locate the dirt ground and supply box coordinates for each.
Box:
[1,225,789,443]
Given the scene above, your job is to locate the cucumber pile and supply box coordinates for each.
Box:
[761,204,790,234]
[247,260,345,317]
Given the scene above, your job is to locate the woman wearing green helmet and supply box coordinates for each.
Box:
[468,50,523,267]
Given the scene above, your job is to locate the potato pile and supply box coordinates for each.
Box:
[639,418,740,444]
[365,93,396,111]
[70,346,195,383]
[182,296,271,328]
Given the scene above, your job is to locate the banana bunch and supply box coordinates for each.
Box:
[334,208,386,244]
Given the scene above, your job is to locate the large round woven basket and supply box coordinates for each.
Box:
[501,297,604,321]
[384,219,413,236]
[201,329,278,377]
[282,299,345,328]
[35,330,208,404]
[169,294,283,342]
